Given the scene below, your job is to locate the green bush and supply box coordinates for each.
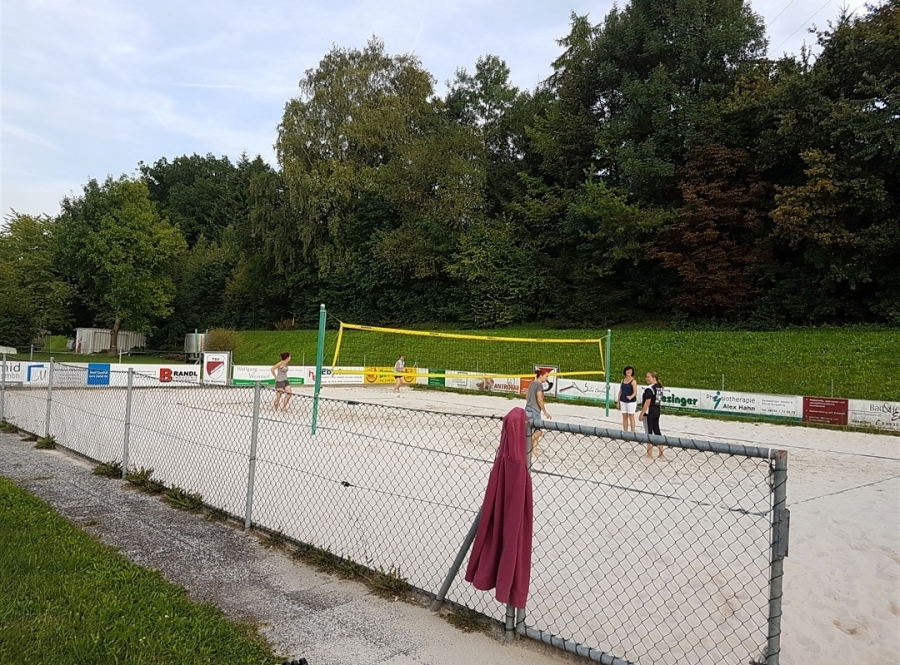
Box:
[205,328,240,353]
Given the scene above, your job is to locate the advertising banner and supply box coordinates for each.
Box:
[658,386,703,411]
[87,363,111,386]
[427,371,445,387]
[364,366,396,385]
[1,360,26,383]
[202,352,231,385]
[232,365,304,386]
[803,397,849,426]
[305,366,365,385]
[24,363,51,385]
[848,400,900,432]
[557,379,609,402]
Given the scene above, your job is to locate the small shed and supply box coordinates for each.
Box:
[75,328,146,354]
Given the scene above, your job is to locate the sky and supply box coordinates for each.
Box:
[1,0,871,219]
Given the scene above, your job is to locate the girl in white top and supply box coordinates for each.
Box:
[393,355,405,394]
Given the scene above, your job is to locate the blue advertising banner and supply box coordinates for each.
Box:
[87,363,111,386]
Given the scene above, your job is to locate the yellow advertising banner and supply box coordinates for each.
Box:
[363,367,417,385]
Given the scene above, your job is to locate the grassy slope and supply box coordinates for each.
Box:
[233,326,900,401]
[0,478,278,665]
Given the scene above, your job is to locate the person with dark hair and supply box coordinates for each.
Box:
[638,371,664,459]
[525,368,552,456]
[393,354,406,394]
[617,366,638,432]
[271,351,292,411]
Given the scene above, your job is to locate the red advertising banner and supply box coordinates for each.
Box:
[803,397,849,425]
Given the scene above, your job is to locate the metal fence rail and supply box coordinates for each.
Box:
[1,359,787,665]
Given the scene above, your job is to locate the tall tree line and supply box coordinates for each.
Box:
[1,0,897,349]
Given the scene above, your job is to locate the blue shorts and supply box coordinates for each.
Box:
[525,406,540,421]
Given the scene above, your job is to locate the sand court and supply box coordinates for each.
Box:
[3,381,898,664]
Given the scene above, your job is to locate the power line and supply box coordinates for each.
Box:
[770,0,833,54]
[766,0,801,28]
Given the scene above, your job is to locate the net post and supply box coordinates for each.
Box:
[604,329,611,417]
[330,322,344,369]
[311,304,326,435]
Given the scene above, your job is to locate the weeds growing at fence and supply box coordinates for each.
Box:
[0,421,18,434]
[0,478,279,665]
[124,466,155,488]
[164,485,203,511]
[93,460,123,478]
[21,433,38,442]
[290,542,413,602]
[444,604,496,635]
[34,436,55,449]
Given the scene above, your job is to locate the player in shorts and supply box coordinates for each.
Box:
[617,366,638,432]
[271,352,292,411]
[525,368,553,456]
[393,355,405,394]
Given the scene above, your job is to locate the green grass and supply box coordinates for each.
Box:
[231,325,900,401]
[0,477,278,665]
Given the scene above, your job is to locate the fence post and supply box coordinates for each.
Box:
[1,352,6,423]
[311,303,326,435]
[767,450,789,665]
[244,381,262,530]
[123,369,133,474]
[504,604,516,642]
[430,506,482,611]
[44,357,55,439]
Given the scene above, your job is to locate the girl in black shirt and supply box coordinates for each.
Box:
[638,371,665,460]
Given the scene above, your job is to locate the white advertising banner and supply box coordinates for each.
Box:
[1,360,27,383]
[658,386,704,411]
[233,365,305,386]
[698,389,802,420]
[202,352,231,385]
[557,378,609,402]
[848,400,900,432]
[303,365,366,385]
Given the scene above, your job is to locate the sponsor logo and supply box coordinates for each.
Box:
[26,364,48,383]
[206,360,224,376]
[87,363,111,386]
[660,392,699,407]
[159,368,199,383]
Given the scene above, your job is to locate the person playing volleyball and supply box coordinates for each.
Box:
[271,352,292,411]
[393,354,405,394]
[525,368,552,456]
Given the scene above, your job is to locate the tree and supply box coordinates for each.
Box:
[56,176,186,353]
[139,153,238,247]
[656,145,771,317]
[0,212,73,345]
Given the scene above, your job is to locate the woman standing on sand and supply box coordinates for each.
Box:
[271,352,292,411]
[617,366,638,432]
[638,371,664,459]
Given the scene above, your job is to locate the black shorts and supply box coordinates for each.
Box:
[275,380,289,390]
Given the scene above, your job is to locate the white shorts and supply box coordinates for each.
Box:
[620,401,637,414]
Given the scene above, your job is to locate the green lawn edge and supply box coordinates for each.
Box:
[0,477,279,665]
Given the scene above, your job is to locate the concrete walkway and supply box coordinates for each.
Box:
[0,433,574,665]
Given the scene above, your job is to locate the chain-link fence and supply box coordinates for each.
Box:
[0,359,787,665]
